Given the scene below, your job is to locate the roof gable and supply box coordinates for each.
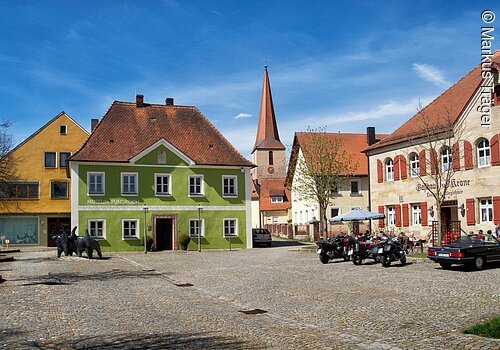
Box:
[131,139,194,166]
[365,51,500,151]
[8,112,89,157]
[286,132,386,186]
[71,100,254,167]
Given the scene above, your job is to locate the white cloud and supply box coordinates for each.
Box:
[234,113,252,119]
[412,63,451,88]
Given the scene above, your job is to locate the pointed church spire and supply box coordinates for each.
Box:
[252,66,285,153]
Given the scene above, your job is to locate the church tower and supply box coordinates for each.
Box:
[252,66,286,181]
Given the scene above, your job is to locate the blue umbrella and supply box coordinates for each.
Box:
[329,208,385,222]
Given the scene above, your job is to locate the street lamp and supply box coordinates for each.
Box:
[197,204,203,252]
[143,204,149,254]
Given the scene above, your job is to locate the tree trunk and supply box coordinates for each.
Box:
[436,202,442,247]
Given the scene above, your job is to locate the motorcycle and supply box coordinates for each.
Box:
[378,236,406,267]
[316,236,352,264]
[351,235,380,265]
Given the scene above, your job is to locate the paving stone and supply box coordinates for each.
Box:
[0,246,498,349]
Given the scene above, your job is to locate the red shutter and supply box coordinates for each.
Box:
[493,196,500,225]
[400,156,407,180]
[466,198,475,225]
[430,150,437,175]
[419,150,427,176]
[395,204,401,227]
[394,156,400,181]
[421,202,428,226]
[452,143,460,171]
[378,206,385,228]
[491,134,500,166]
[377,159,383,183]
[402,204,409,227]
[464,141,473,170]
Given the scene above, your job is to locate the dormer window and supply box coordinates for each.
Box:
[271,196,283,203]
[60,125,67,135]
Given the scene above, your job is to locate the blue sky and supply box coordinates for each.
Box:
[0,0,497,158]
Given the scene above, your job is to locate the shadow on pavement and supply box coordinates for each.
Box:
[18,269,172,286]
[268,240,312,248]
[11,332,264,349]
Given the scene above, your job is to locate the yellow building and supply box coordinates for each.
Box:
[0,112,89,246]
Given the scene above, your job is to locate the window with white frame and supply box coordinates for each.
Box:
[385,159,394,181]
[441,147,452,172]
[477,139,491,167]
[189,175,204,196]
[189,219,205,238]
[223,219,238,237]
[305,210,309,222]
[60,125,67,135]
[299,211,303,223]
[88,220,105,238]
[411,204,422,225]
[409,153,420,177]
[88,172,104,195]
[222,175,237,197]
[479,198,493,223]
[122,219,139,239]
[350,179,360,194]
[271,196,283,203]
[121,173,138,195]
[155,174,171,196]
[387,206,395,226]
[331,182,339,195]
[272,216,278,223]
[294,212,298,223]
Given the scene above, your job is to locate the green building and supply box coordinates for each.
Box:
[69,95,254,251]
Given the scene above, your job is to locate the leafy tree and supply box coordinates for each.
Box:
[288,127,358,236]
[0,121,18,210]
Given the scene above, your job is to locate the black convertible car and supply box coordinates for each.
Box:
[428,234,500,270]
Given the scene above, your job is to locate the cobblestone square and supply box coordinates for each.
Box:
[1,244,499,349]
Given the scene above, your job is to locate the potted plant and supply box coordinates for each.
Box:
[178,233,191,251]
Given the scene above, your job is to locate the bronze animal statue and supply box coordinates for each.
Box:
[72,228,102,259]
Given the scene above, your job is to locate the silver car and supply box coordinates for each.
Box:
[252,228,272,247]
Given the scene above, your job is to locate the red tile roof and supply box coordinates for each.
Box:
[286,132,386,186]
[365,51,500,151]
[71,101,254,167]
[259,178,291,211]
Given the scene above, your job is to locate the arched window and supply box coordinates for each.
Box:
[385,158,394,181]
[409,153,419,177]
[441,147,452,172]
[269,151,274,165]
[477,139,491,167]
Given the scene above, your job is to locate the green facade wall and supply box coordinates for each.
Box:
[74,144,249,251]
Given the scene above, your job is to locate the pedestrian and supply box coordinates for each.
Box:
[494,224,500,238]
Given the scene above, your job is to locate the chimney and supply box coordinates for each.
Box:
[91,119,99,132]
[136,94,144,107]
[165,97,174,106]
[366,127,376,146]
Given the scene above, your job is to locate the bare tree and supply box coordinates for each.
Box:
[288,128,358,236]
[0,121,19,210]
[403,104,465,246]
